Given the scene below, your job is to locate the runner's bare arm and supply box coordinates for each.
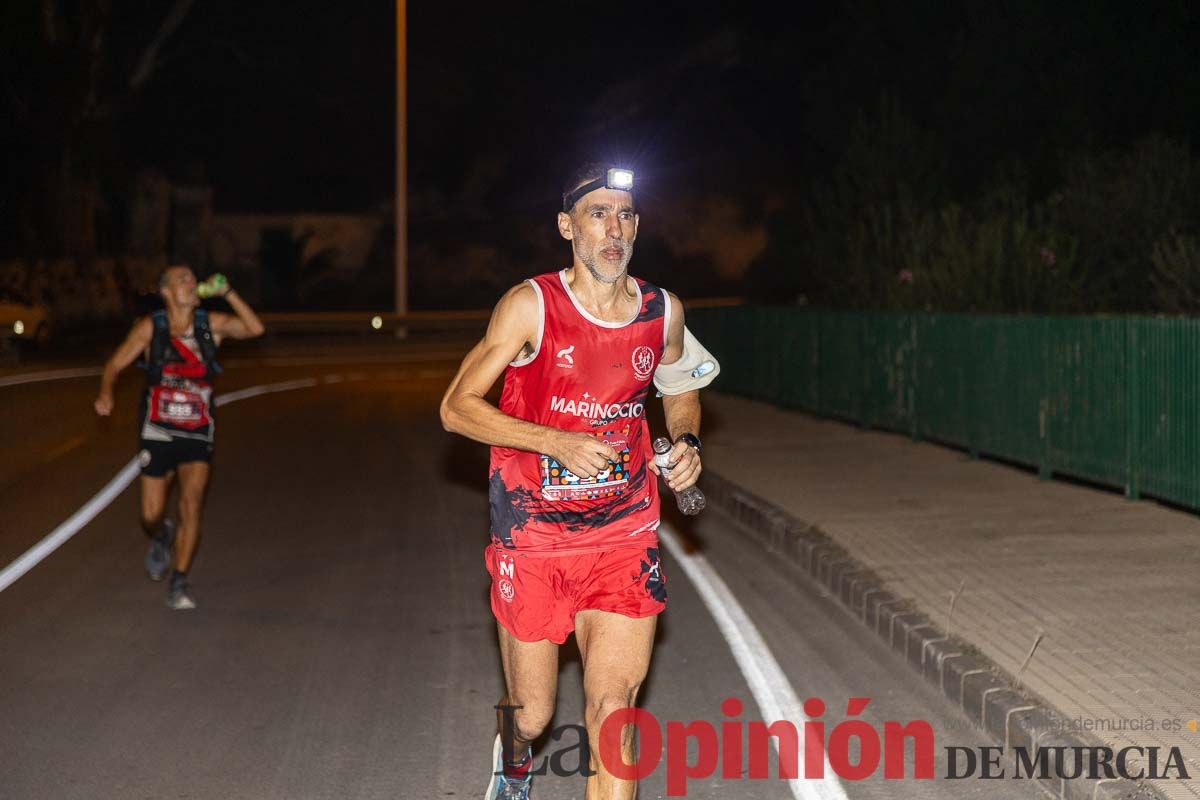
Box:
[94,317,154,416]
[208,287,265,343]
[655,293,702,490]
[440,283,619,477]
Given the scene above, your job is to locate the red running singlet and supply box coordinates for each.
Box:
[488,269,672,554]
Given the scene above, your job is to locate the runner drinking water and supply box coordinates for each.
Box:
[94,266,264,610]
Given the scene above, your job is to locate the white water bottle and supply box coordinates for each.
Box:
[652,437,706,516]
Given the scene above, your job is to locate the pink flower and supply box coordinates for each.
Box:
[897,269,914,284]
[1039,247,1056,267]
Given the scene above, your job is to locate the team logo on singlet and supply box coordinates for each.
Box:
[631,345,655,380]
[556,344,575,368]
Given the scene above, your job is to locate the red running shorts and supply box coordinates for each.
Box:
[484,543,667,644]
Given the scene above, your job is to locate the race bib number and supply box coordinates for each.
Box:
[540,434,632,501]
[149,385,212,430]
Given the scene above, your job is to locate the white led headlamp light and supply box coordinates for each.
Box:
[562,168,635,212]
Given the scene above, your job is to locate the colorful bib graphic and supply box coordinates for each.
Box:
[540,429,632,501]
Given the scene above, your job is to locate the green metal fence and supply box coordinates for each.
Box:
[688,306,1200,509]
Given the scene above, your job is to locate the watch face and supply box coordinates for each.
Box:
[677,432,702,452]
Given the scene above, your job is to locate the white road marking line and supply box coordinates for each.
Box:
[0,350,468,389]
[221,350,467,368]
[0,458,141,593]
[659,523,850,800]
[0,377,323,594]
[0,367,102,388]
[213,378,318,407]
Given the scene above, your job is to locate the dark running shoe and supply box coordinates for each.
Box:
[144,519,176,582]
[165,571,196,611]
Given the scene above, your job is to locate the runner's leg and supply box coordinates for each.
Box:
[174,461,210,573]
[574,610,657,800]
[496,622,559,763]
[140,474,169,536]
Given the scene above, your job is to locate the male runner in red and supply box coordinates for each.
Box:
[94,265,264,610]
[441,162,704,799]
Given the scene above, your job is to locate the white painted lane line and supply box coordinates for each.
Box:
[213,377,318,407]
[659,524,850,800]
[0,458,141,593]
[0,350,467,389]
[220,350,467,368]
[0,367,102,388]
[0,377,324,594]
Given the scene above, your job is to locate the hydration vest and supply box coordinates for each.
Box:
[143,308,222,385]
[138,308,222,439]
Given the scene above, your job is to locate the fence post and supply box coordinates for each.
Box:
[909,314,920,441]
[860,315,871,429]
[816,312,824,417]
[1039,317,1052,480]
[968,316,979,460]
[1125,319,1141,499]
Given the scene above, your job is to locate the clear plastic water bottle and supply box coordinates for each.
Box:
[652,436,706,516]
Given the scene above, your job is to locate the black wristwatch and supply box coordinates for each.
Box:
[675,432,702,452]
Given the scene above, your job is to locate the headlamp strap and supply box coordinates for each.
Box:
[561,177,610,212]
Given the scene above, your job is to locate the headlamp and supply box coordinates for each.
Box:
[608,168,634,190]
[562,167,635,212]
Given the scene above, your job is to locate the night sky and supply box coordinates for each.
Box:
[119,3,826,213]
[104,1,1199,213]
[4,1,1200,307]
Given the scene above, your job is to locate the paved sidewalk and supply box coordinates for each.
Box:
[700,392,1199,800]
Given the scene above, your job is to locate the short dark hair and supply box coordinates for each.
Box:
[158,264,190,289]
[561,161,613,212]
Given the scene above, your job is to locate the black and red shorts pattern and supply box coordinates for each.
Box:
[485,543,667,644]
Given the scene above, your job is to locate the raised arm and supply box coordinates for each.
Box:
[655,293,702,490]
[208,282,265,342]
[94,317,154,416]
[440,283,618,478]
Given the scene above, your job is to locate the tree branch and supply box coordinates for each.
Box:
[128,0,196,92]
[41,0,60,46]
[82,2,109,121]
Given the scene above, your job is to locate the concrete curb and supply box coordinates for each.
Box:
[700,469,1168,800]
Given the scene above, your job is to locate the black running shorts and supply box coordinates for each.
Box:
[138,437,213,477]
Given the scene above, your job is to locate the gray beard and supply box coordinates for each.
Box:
[575,239,633,285]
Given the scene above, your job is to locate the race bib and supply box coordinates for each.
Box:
[149,385,212,430]
[540,432,632,501]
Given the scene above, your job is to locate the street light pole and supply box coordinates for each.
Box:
[394,0,408,333]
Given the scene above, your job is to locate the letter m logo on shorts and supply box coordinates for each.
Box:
[499,560,515,578]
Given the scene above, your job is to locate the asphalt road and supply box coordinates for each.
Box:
[0,340,1043,800]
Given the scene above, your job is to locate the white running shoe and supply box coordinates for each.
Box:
[485,734,532,799]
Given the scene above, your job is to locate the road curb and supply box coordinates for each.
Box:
[700,468,1168,800]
